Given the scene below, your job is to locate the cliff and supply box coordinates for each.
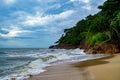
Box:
[50,0,120,54]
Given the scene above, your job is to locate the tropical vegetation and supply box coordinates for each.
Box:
[56,0,120,47]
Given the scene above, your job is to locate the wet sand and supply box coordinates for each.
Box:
[27,62,93,80]
[27,54,120,80]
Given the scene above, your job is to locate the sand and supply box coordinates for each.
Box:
[27,54,120,80]
[88,54,120,80]
[27,62,92,80]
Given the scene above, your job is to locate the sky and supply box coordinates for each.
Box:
[0,0,106,48]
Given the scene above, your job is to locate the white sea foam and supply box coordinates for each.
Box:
[0,48,107,80]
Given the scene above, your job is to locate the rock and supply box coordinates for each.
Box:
[49,42,120,54]
[49,44,77,49]
[86,43,120,54]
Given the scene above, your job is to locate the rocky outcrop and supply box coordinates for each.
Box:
[49,44,77,49]
[86,43,120,54]
[49,42,120,54]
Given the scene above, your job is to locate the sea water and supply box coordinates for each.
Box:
[0,48,107,80]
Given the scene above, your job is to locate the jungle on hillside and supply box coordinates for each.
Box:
[51,0,120,54]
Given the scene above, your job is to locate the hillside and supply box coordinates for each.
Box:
[50,0,120,54]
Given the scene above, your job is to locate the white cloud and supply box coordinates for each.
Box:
[36,0,57,3]
[0,26,31,38]
[82,0,89,3]
[82,4,91,10]
[70,0,90,3]
[22,10,75,26]
[70,0,91,10]
[48,4,61,9]
[4,0,16,5]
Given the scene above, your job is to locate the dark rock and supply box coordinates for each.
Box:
[86,43,120,54]
[49,42,120,54]
[49,44,77,49]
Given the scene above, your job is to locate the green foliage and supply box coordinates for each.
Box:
[56,0,120,46]
[88,15,108,33]
[110,12,120,40]
[87,32,111,45]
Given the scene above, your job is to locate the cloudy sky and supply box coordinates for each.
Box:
[0,0,106,48]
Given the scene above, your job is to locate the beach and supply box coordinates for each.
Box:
[28,54,120,80]
[27,61,92,80]
[88,54,120,80]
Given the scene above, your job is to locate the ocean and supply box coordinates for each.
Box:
[0,48,107,80]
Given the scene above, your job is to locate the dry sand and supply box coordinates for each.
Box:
[88,54,120,80]
[27,54,120,80]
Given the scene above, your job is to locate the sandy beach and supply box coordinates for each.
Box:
[88,54,120,80]
[27,54,120,80]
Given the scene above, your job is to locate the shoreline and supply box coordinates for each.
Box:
[27,62,92,80]
[27,54,119,80]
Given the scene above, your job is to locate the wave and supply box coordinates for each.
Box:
[0,52,7,54]
[0,48,107,80]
